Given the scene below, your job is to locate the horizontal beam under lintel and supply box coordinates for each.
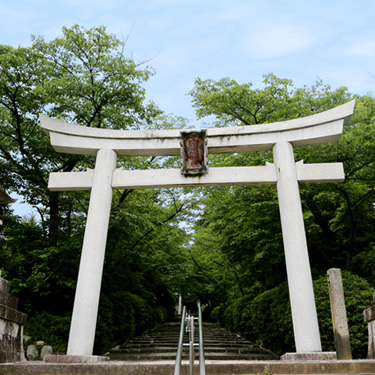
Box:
[48,169,94,191]
[48,162,344,191]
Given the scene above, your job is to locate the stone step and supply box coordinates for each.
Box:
[107,318,279,361]
[121,339,258,346]
[127,333,247,338]
[112,345,270,355]
[108,352,278,361]
[129,337,248,343]
[3,360,375,375]
[123,339,252,347]
[127,334,249,339]
[120,343,258,352]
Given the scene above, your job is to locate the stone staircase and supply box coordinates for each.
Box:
[107,317,279,361]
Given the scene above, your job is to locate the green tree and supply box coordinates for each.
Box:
[190,74,351,127]
[217,272,374,358]
[189,74,375,353]
[0,25,161,246]
[0,25,194,354]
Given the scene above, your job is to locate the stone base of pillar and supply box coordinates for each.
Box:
[281,352,337,361]
[44,354,109,363]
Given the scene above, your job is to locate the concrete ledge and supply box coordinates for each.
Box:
[0,304,27,325]
[281,351,337,361]
[44,355,110,363]
[1,360,375,375]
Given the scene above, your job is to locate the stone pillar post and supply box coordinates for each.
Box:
[327,268,352,359]
[0,277,27,362]
[273,141,322,353]
[364,293,375,359]
[67,148,117,356]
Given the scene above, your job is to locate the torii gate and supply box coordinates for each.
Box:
[40,100,355,357]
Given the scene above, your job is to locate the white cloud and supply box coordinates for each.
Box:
[242,23,317,60]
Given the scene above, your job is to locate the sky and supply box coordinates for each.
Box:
[2,0,375,215]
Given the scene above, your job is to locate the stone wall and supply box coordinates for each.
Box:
[363,294,375,359]
[0,277,27,363]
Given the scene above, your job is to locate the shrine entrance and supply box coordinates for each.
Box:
[40,100,355,357]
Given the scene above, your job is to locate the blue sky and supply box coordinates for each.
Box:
[2,0,375,215]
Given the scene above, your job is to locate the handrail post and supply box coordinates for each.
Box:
[198,303,206,375]
[187,315,194,375]
[174,306,186,375]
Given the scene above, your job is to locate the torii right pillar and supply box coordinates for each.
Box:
[274,141,322,354]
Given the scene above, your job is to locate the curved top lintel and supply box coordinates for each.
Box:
[39,100,355,156]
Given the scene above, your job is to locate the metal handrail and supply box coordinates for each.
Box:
[174,306,186,375]
[174,303,206,375]
[198,303,206,375]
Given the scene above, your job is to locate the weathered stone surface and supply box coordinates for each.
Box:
[364,303,375,359]
[0,278,10,293]
[281,351,337,361]
[35,340,45,351]
[366,317,375,359]
[327,268,352,359]
[364,305,375,322]
[44,354,109,363]
[0,290,18,309]
[26,345,39,361]
[0,304,27,325]
[2,359,375,375]
[40,346,54,360]
[0,277,27,363]
[0,321,24,363]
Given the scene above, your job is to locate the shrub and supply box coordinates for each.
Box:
[314,271,374,358]
[94,291,171,354]
[213,271,374,357]
[25,312,71,353]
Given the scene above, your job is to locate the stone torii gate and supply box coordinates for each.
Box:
[40,100,355,357]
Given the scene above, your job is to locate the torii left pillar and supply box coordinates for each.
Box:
[67,148,117,355]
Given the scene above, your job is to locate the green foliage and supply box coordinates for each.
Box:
[2,39,375,358]
[25,312,71,353]
[31,25,162,129]
[0,26,193,355]
[0,24,163,244]
[215,272,374,358]
[189,73,375,354]
[95,292,153,353]
[315,272,374,358]
[189,73,351,127]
